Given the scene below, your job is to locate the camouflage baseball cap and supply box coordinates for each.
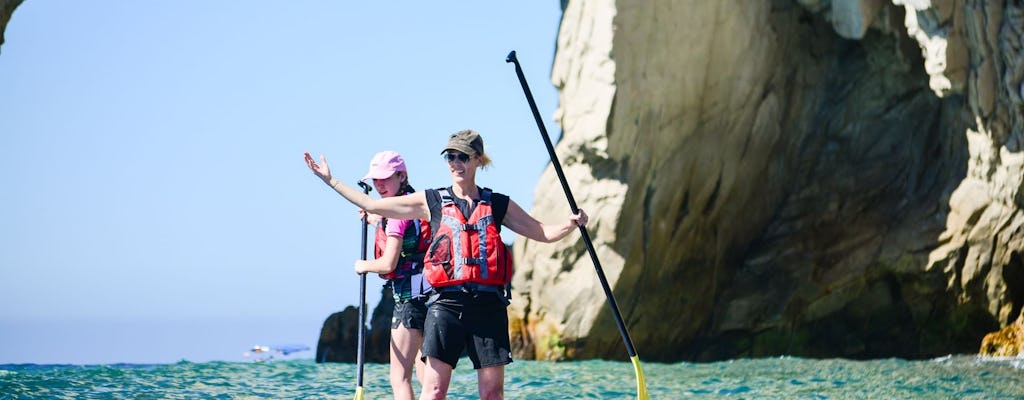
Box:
[441,129,484,156]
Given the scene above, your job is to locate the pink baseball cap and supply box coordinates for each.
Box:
[361,150,407,181]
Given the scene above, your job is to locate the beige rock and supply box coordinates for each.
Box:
[980,312,1024,357]
[510,0,1024,362]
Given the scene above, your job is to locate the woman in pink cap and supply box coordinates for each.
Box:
[305,130,587,400]
[355,150,433,400]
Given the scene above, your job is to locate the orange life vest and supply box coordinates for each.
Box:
[423,187,513,288]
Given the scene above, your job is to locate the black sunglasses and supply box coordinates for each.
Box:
[443,152,471,163]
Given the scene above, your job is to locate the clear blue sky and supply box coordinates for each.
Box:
[0,2,563,364]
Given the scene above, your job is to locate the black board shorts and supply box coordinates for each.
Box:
[392,298,428,330]
[421,291,513,369]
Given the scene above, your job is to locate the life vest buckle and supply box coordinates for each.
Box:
[461,257,487,265]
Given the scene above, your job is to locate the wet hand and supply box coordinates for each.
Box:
[572,208,589,227]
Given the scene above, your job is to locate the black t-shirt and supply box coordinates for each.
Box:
[425,187,509,234]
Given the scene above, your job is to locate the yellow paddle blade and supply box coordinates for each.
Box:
[353,386,364,400]
[631,355,649,400]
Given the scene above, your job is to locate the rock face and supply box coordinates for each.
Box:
[1,0,23,53]
[316,307,361,363]
[316,286,395,363]
[509,0,1024,361]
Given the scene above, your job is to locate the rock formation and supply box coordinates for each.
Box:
[0,0,23,54]
[316,286,395,363]
[980,311,1024,357]
[316,306,360,363]
[509,0,1024,362]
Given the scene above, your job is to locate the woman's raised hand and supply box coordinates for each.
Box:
[303,152,332,182]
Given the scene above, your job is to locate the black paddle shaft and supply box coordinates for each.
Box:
[505,50,640,359]
[356,181,372,387]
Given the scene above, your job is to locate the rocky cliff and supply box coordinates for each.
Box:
[510,0,1024,361]
[0,0,22,54]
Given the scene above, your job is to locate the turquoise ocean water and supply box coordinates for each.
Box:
[2,356,1022,399]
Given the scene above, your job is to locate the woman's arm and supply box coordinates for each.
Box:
[355,236,402,275]
[304,152,431,221]
[502,199,588,243]
[332,182,429,221]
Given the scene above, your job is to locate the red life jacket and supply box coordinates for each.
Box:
[374,217,431,281]
[424,187,513,288]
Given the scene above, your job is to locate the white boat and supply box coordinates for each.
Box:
[243,344,310,362]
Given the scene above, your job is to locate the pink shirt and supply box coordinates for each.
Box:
[384,218,412,239]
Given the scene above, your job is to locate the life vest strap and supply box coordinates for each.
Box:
[430,283,511,306]
[400,251,427,263]
[435,283,498,292]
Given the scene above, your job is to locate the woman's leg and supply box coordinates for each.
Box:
[420,294,464,399]
[476,365,504,400]
[415,341,426,388]
[418,356,453,400]
[390,324,422,400]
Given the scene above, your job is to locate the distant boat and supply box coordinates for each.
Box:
[243,344,311,362]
